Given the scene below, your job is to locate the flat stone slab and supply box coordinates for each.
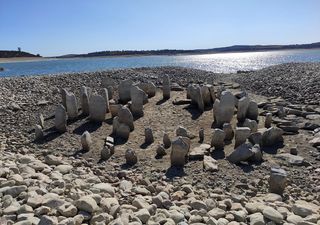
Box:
[276,153,305,166]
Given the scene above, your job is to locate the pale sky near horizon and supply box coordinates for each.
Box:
[1,0,320,57]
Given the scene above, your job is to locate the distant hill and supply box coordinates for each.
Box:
[0,50,41,58]
[57,42,320,58]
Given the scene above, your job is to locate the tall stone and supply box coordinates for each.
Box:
[101,76,115,99]
[130,86,145,117]
[211,129,226,150]
[235,127,251,148]
[34,124,44,141]
[101,88,110,113]
[119,79,133,103]
[237,96,250,122]
[66,92,78,119]
[37,113,45,129]
[213,91,235,127]
[89,95,106,122]
[265,113,272,128]
[199,128,204,143]
[80,86,90,116]
[162,75,170,100]
[60,88,68,108]
[208,85,216,103]
[125,149,138,165]
[113,116,130,140]
[163,132,171,148]
[81,131,92,152]
[201,85,212,107]
[55,104,67,133]
[247,101,259,120]
[138,82,156,98]
[144,128,154,144]
[269,168,287,195]
[170,136,190,167]
[242,118,258,133]
[223,123,234,141]
[261,127,283,147]
[118,106,134,131]
[190,85,204,112]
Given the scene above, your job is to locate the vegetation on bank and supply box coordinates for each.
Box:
[0,50,41,58]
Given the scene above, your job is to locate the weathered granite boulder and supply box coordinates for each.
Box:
[138,82,156,98]
[81,131,92,152]
[60,88,68,108]
[242,118,258,133]
[211,129,226,150]
[113,116,130,140]
[89,95,106,122]
[249,144,263,162]
[235,127,251,148]
[213,91,235,127]
[80,87,90,115]
[223,123,234,141]
[66,92,78,119]
[261,127,284,147]
[189,85,204,112]
[247,101,259,120]
[203,155,218,172]
[34,125,44,141]
[176,126,195,139]
[201,85,212,107]
[118,106,134,131]
[170,136,190,167]
[144,128,154,144]
[130,86,145,117]
[237,96,250,122]
[125,149,138,165]
[248,132,262,145]
[265,113,272,128]
[55,104,67,133]
[269,168,287,195]
[119,79,133,103]
[156,144,167,156]
[101,76,114,99]
[101,88,110,113]
[162,75,170,100]
[208,84,216,103]
[163,132,171,148]
[109,103,122,117]
[227,143,254,163]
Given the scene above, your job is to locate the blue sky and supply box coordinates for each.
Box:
[1,0,319,56]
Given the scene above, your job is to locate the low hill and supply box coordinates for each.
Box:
[0,50,41,58]
[57,42,320,58]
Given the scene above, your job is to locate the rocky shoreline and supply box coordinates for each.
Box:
[1,64,320,225]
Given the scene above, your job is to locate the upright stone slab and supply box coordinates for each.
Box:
[81,131,92,152]
[80,86,90,116]
[265,113,272,128]
[201,85,212,107]
[138,82,156,98]
[269,168,287,195]
[37,113,45,129]
[66,92,78,119]
[163,132,171,148]
[208,85,216,103]
[247,101,259,121]
[119,79,133,103]
[60,88,68,108]
[193,86,205,112]
[34,125,44,141]
[125,149,138,165]
[199,128,204,143]
[211,129,226,150]
[261,127,283,147]
[101,76,114,99]
[118,106,134,131]
[214,91,235,127]
[235,127,251,148]
[89,95,106,122]
[242,118,258,133]
[162,75,170,100]
[144,128,154,144]
[237,96,250,122]
[223,123,234,141]
[170,136,190,167]
[130,86,144,117]
[55,104,67,133]
[101,88,110,113]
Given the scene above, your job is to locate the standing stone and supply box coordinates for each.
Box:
[60,88,68,108]
[101,88,110,113]
[249,144,263,162]
[81,131,92,152]
[37,113,45,129]
[55,104,67,133]
[162,75,170,100]
[163,132,171,148]
[138,82,156,98]
[119,79,133,103]
[269,168,287,195]
[261,127,283,147]
[101,145,112,160]
[247,101,259,120]
[89,95,106,122]
[156,144,167,156]
[208,85,216,103]
[170,136,190,167]
[194,86,205,112]
[34,125,44,141]
[144,128,154,144]
[109,104,122,117]
[80,86,90,116]
[66,92,78,119]
[242,119,258,133]
[235,127,251,148]
[130,86,145,117]
[213,91,235,127]
[211,129,226,150]
[125,149,138,165]
[176,126,188,138]
[227,143,254,163]
[118,106,134,131]
[237,96,250,122]
[117,123,130,140]
[265,113,272,128]
[201,85,212,107]
[113,116,120,134]
[101,76,115,99]
[199,128,204,143]
[223,123,234,141]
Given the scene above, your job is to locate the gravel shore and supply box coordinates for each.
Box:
[1,65,320,225]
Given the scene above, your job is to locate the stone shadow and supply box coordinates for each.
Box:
[110,133,128,146]
[73,121,102,135]
[236,162,255,173]
[140,142,151,149]
[211,150,225,160]
[183,105,202,120]
[67,113,87,126]
[165,166,187,179]
[156,98,167,105]
[261,142,284,155]
[33,126,63,144]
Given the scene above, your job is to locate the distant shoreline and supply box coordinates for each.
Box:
[1,47,320,64]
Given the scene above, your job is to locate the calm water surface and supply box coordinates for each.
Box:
[1,49,320,77]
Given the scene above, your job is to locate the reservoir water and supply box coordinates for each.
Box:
[1,49,320,77]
